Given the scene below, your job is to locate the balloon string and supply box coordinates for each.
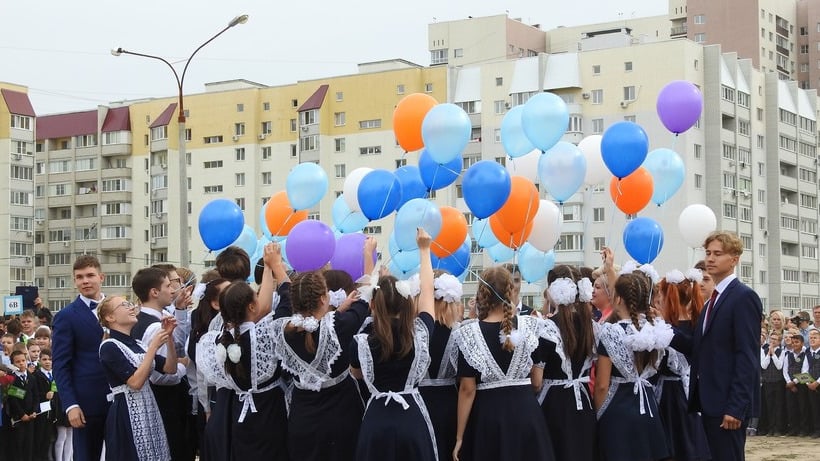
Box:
[271,211,297,238]
[376,177,397,221]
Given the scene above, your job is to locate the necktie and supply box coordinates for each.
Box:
[703,290,718,333]
[89,300,98,310]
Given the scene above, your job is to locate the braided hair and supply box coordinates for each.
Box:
[476,266,516,352]
[217,281,256,382]
[614,273,658,373]
[288,271,328,354]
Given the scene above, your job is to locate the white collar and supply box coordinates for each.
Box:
[239,321,255,335]
[80,294,105,308]
[712,273,736,300]
[139,306,165,320]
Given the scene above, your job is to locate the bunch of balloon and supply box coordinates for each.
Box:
[623,217,664,264]
[526,200,563,253]
[488,176,539,249]
[285,162,328,211]
[678,204,717,248]
[471,217,500,250]
[601,121,649,180]
[265,191,308,238]
[199,199,245,252]
[500,105,535,158]
[656,81,703,136]
[285,220,336,272]
[393,93,438,152]
[329,233,378,281]
[393,166,428,208]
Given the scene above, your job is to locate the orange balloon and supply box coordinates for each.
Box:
[393,93,437,152]
[489,215,534,249]
[609,167,654,215]
[493,176,540,234]
[265,191,308,236]
[432,206,468,258]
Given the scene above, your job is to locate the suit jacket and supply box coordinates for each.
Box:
[6,372,36,420]
[686,278,762,420]
[51,296,110,417]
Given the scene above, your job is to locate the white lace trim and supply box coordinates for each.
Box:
[273,312,343,392]
[453,316,540,386]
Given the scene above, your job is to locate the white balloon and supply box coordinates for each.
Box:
[504,149,541,182]
[678,204,717,248]
[342,167,373,212]
[527,200,563,252]
[579,135,609,186]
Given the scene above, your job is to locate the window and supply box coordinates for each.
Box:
[722,144,736,160]
[594,237,606,251]
[334,112,346,126]
[694,14,705,24]
[395,158,407,168]
[290,144,297,158]
[462,155,480,170]
[456,100,480,114]
[185,128,192,141]
[624,61,633,71]
[800,193,817,208]
[593,207,605,222]
[425,83,434,93]
[694,174,703,188]
[299,110,318,126]
[49,277,69,289]
[359,146,382,155]
[359,119,382,129]
[801,218,817,234]
[740,206,752,222]
[723,173,737,190]
[203,135,223,144]
[102,226,129,239]
[262,147,272,160]
[204,185,223,194]
[782,215,799,230]
[261,121,272,134]
[47,253,71,265]
[10,165,33,180]
[10,216,32,231]
[694,144,702,159]
[493,100,507,115]
[334,164,346,178]
[567,115,582,133]
[334,138,346,152]
[236,103,244,112]
[262,172,272,185]
[10,115,32,130]
[103,274,131,287]
[591,118,603,134]
[495,77,503,86]
[723,203,737,218]
[75,158,95,171]
[235,197,245,211]
[9,242,31,257]
[363,226,382,234]
[300,135,318,151]
[494,129,501,143]
[721,85,735,102]
[783,269,800,282]
[335,92,343,101]
[290,119,297,132]
[758,189,766,203]
[453,48,463,58]
[234,123,245,136]
[102,179,129,192]
[799,168,817,183]
[562,205,581,222]
[396,84,405,94]
[592,65,601,75]
[150,126,167,141]
[235,173,245,186]
[556,234,584,251]
[694,33,705,43]
[738,120,750,136]
[263,102,270,111]
[235,148,246,161]
[591,89,603,104]
[203,160,223,169]
[151,175,168,190]
[430,49,448,65]
[779,109,797,125]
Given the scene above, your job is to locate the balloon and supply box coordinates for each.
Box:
[489,215,534,249]
[471,217,500,248]
[578,135,609,185]
[343,167,373,212]
[521,92,569,152]
[265,191,308,236]
[329,233,377,281]
[331,194,369,234]
[421,103,472,164]
[357,169,403,220]
[643,148,685,206]
[418,149,462,191]
[623,217,664,264]
[486,242,515,263]
[285,220,336,272]
[500,105,535,158]
[518,244,556,283]
[678,204,717,248]
[394,199,443,250]
[285,162,328,210]
[230,225,258,258]
[388,260,420,280]
[394,166,427,208]
[432,206,468,258]
[538,141,587,203]
[657,80,703,134]
[493,176,539,234]
[601,121,649,179]
[250,237,267,264]
[389,233,421,272]
[259,201,273,241]
[462,160,511,219]
[431,240,470,276]
[504,149,540,182]
[279,238,292,270]
[527,200,563,252]
[393,93,438,152]
[199,199,244,251]
[609,167,653,215]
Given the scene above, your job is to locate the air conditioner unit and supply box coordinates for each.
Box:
[160,163,167,169]
[300,126,309,132]
[232,135,240,141]
[582,92,590,99]
[619,101,629,108]
[258,134,267,140]
[504,102,511,109]
[62,241,69,247]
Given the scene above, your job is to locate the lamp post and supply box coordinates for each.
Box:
[112,14,248,268]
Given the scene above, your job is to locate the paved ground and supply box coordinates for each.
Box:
[745,434,818,460]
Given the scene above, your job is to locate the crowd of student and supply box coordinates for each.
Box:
[0,229,787,461]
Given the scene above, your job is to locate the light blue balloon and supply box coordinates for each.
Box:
[421,103,472,164]
[518,243,556,283]
[394,199,443,251]
[279,238,292,270]
[259,202,273,241]
[501,105,536,158]
[471,217,499,248]
[389,233,421,272]
[250,236,267,264]
[388,260,420,280]
[332,194,369,234]
[286,162,328,210]
[538,141,587,203]
[643,148,685,206]
[487,242,515,263]
[230,225,258,259]
[521,92,569,152]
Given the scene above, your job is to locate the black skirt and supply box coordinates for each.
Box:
[356,393,436,461]
[541,384,597,461]
[597,384,669,461]
[657,379,710,461]
[419,384,457,461]
[202,387,233,461]
[230,385,288,461]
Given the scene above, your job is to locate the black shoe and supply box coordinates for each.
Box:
[757,430,768,436]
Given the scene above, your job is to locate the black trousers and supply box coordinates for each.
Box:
[785,384,811,435]
[808,386,820,436]
[151,381,196,461]
[72,413,105,461]
[701,414,747,461]
[760,381,786,434]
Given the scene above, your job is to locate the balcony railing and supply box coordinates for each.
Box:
[670,25,688,37]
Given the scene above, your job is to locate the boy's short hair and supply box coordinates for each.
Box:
[132,267,170,303]
[791,334,805,343]
[215,246,251,281]
[20,309,36,319]
[73,254,101,272]
[38,347,52,358]
[10,350,26,361]
[26,342,39,350]
[2,332,16,341]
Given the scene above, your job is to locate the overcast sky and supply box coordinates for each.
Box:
[1,0,667,115]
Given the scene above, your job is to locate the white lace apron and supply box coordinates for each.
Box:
[101,338,171,461]
[196,312,282,422]
[596,320,663,420]
[353,317,439,461]
[655,347,691,404]
[452,316,540,391]
[536,318,594,409]
[419,323,460,387]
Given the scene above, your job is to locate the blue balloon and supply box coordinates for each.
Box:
[601,121,649,179]
[394,166,428,207]
[199,199,244,251]
[286,162,328,210]
[231,225,258,258]
[389,233,421,272]
[431,240,470,277]
[332,194,369,234]
[418,149,462,191]
[250,236,267,264]
[471,217,499,248]
[643,148,685,206]
[388,260,420,280]
[521,92,569,152]
[278,238,292,270]
[487,243,515,263]
[259,202,274,241]
[518,244,556,283]
[462,160,511,219]
[421,103,472,164]
[357,169,403,220]
[538,141,587,203]
[394,199,443,250]
[623,217,664,264]
[501,105,535,158]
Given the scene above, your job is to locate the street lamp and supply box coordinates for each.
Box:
[112,14,248,268]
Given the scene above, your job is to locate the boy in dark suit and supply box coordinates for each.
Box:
[7,350,37,461]
[783,334,809,436]
[31,348,55,461]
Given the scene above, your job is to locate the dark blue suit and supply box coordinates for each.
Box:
[52,296,111,461]
[674,277,762,461]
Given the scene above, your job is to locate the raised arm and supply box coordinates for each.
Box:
[127,329,171,390]
[362,236,377,278]
[416,228,434,319]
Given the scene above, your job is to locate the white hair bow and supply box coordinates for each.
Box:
[328,289,347,308]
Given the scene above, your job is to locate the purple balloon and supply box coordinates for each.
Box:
[285,220,336,272]
[329,233,377,281]
[656,81,703,134]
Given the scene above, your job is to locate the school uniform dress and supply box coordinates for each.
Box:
[596,319,670,461]
[418,321,459,461]
[99,330,170,461]
[453,316,555,461]
[759,345,786,435]
[351,313,437,461]
[537,317,596,461]
[274,300,369,461]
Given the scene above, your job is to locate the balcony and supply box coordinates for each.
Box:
[74,191,99,206]
[101,214,132,227]
[101,167,131,179]
[670,25,688,37]
[776,45,789,57]
[777,24,789,38]
[101,143,132,157]
[101,238,131,251]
